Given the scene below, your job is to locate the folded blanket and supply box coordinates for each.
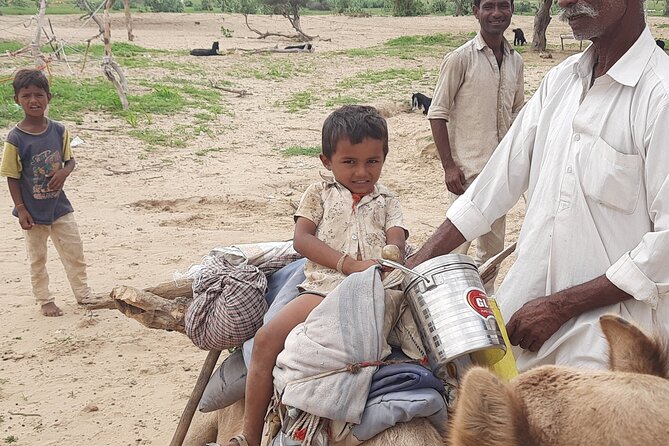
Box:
[368,363,445,399]
[351,388,447,441]
[273,267,389,424]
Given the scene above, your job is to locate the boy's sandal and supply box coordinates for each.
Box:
[229,434,250,446]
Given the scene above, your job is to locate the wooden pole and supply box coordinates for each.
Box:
[31,0,48,68]
[123,0,134,41]
[169,349,222,446]
[479,242,517,284]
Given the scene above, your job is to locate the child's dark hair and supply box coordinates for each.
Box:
[12,69,50,96]
[322,105,389,159]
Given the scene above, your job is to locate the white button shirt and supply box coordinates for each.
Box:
[447,27,669,371]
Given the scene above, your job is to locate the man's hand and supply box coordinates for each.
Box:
[444,164,466,195]
[47,169,69,191]
[506,296,567,353]
[17,207,35,230]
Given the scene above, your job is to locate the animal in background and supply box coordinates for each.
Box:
[190,41,220,56]
[449,314,669,446]
[411,93,432,115]
[512,28,527,46]
[657,39,666,50]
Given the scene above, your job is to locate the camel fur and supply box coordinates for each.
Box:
[449,314,669,446]
[183,397,444,446]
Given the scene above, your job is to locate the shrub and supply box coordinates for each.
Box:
[145,0,184,12]
[391,0,424,16]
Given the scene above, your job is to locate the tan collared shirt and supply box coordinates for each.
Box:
[295,178,407,294]
[428,32,524,181]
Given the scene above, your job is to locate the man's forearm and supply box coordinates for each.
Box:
[406,219,466,268]
[553,275,631,323]
[429,119,455,169]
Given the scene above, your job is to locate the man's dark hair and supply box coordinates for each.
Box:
[473,0,513,6]
[322,105,389,159]
[12,69,50,96]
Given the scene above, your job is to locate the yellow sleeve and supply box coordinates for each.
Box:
[62,128,73,161]
[0,141,21,179]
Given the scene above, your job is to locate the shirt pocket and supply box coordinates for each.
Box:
[581,137,642,214]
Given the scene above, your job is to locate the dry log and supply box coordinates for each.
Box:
[80,279,193,311]
[112,285,191,332]
[146,280,193,299]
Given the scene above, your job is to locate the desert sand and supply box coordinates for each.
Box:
[0,11,667,446]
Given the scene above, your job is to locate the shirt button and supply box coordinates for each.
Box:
[352,234,358,240]
[567,166,573,173]
[574,134,581,141]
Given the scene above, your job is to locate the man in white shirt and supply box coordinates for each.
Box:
[409,0,669,372]
[428,0,524,292]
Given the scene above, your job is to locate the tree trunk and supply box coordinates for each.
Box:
[532,0,553,52]
[32,0,48,68]
[103,0,129,109]
[123,0,134,41]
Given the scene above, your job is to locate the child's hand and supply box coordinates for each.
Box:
[344,258,379,275]
[47,169,69,191]
[17,207,34,230]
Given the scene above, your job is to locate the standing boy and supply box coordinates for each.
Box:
[428,0,524,291]
[1,69,92,317]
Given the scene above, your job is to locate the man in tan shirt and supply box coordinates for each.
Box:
[427,0,524,291]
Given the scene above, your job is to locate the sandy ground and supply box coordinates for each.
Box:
[0,11,667,446]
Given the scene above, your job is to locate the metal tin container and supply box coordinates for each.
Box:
[402,253,506,380]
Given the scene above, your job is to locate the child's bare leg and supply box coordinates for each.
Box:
[40,301,63,317]
[231,293,323,446]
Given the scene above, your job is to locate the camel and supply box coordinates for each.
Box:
[449,314,669,446]
[183,398,444,446]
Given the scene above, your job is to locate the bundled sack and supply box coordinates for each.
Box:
[199,259,307,412]
[182,241,301,351]
[185,255,268,350]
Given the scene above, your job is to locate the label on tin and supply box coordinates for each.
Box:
[465,288,494,319]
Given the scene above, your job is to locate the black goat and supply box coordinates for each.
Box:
[190,41,220,56]
[512,28,527,46]
[411,92,432,115]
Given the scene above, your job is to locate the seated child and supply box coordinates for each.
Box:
[228,105,408,446]
[0,69,93,316]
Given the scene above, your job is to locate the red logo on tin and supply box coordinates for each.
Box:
[466,289,494,319]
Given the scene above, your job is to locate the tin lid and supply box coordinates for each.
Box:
[402,253,478,289]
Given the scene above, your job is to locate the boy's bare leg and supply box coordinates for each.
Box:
[230,293,323,446]
[40,301,63,317]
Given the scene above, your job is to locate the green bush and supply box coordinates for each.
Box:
[514,1,535,13]
[145,0,184,12]
[391,0,424,16]
[430,0,448,13]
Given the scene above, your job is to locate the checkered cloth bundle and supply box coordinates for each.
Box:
[185,255,268,350]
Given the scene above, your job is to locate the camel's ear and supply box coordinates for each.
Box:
[600,314,669,378]
[448,367,526,446]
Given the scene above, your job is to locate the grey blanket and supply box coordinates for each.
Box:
[273,267,389,424]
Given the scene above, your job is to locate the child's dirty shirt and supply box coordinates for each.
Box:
[294,177,408,294]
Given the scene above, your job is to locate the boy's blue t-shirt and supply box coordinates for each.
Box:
[0,120,74,225]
